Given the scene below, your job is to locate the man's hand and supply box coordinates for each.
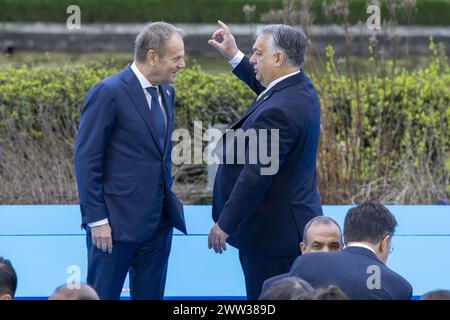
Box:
[208,223,229,254]
[208,20,239,60]
[91,223,113,254]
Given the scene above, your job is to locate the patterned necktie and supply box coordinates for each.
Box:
[256,90,266,101]
[145,86,166,150]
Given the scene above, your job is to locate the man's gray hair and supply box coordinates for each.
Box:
[302,216,342,245]
[134,22,183,63]
[258,24,306,68]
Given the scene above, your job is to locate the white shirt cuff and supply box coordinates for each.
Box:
[228,50,245,69]
[88,218,109,228]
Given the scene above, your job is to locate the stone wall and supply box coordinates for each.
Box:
[1,23,449,56]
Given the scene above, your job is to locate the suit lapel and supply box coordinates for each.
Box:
[230,71,306,129]
[230,92,271,129]
[121,67,163,155]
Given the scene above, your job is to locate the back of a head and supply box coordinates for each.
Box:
[313,285,350,300]
[343,201,398,245]
[49,284,100,300]
[0,256,17,300]
[421,289,450,300]
[259,276,314,300]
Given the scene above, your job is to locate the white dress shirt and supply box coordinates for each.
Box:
[346,242,377,255]
[88,62,167,228]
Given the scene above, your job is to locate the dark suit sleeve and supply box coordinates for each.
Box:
[74,82,116,225]
[232,56,265,95]
[217,107,296,235]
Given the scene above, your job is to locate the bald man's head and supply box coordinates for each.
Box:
[49,284,100,300]
[300,216,343,254]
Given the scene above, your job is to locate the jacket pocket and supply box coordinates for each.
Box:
[103,181,137,197]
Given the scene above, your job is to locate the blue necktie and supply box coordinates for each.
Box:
[146,86,166,150]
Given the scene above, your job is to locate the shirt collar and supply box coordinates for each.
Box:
[346,242,377,255]
[263,70,301,93]
[130,62,157,90]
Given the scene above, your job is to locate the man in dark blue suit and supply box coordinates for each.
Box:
[74,22,187,300]
[261,201,413,300]
[207,21,323,299]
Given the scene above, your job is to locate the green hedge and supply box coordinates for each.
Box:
[0,45,449,204]
[0,0,449,25]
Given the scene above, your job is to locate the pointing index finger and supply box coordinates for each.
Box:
[218,20,230,32]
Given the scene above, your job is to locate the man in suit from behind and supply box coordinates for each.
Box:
[207,21,323,299]
[74,22,187,300]
[266,201,413,300]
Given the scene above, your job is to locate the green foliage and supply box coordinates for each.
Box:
[0,47,449,204]
[314,40,450,203]
[0,0,280,23]
[0,0,449,25]
[0,64,118,139]
[174,64,255,128]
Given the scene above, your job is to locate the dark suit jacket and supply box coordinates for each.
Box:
[74,66,186,243]
[212,56,323,256]
[262,246,413,300]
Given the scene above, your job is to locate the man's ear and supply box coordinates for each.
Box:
[274,51,284,67]
[0,294,12,300]
[146,49,158,66]
[379,235,390,254]
[300,242,306,254]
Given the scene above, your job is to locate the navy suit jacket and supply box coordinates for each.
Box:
[263,247,413,300]
[74,66,186,243]
[212,57,323,256]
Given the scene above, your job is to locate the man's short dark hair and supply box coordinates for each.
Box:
[302,216,342,245]
[313,285,350,300]
[0,256,17,298]
[259,276,314,300]
[343,201,398,245]
[421,289,450,300]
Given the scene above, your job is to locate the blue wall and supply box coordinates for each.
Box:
[0,205,449,299]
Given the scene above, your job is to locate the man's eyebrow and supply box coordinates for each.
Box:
[328,241,341,245]
[311,241,323,245]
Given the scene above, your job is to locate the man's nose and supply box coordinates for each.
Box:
[249,53,257,65]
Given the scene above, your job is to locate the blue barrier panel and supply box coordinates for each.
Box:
[0,205,449,299]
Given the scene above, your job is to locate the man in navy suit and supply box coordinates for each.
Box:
[261,201,413,300]
[74,22,187,300]
[207,21,323,299]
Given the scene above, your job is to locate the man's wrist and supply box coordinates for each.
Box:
[88,218,109,228]
[228,50,245,69]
